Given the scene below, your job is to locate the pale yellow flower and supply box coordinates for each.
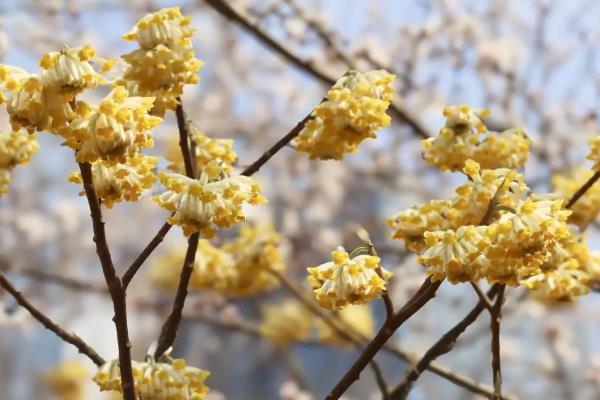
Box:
[259,299,313,345]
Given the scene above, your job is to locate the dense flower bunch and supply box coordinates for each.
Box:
[553,168,600,227]
[43,361,88,400]
[67,86,160,163]
[94,357,209,400]
[68,153,158,208]
[0,45,112,133]
[389,105,600,301]
[422,105,531,171]
[293,69,395,160]
[587,136,600,171]
[259,299,313,345]
[0,128,39,195]
[151,224,285,296]
[166,123,237,174]
[307,246,392,310]
[154,160,266,237]
[118,7,204,116]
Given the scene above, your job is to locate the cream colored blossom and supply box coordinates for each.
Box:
[259,299,313,345]
[68,153,157,208]
[119,7,204,116]
[71,86,160,162]
[419,225,490,283]
[154,161,266,237]
[293,69,395,160]
[422,105,530,171]
[0,129,39,196]
[93,357,209,400]
[307,246,392,310]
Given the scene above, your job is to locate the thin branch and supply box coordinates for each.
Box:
[241,112,313,176]
[175,99,196,178]
[0,271,105,366]
[204,0,431,139]
[121,221,172,289]
[470,283,494,312]
[366,241,394,320]
[491,285,506,399]
[388,284,502,400]
[325,278,442,400]
[0,259,107,294]
[79,162,136,400]
[565,170,600,209]
[269,268,389,398]
[154,232,200,358]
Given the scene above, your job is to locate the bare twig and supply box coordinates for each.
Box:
[325,278,442,400]
[565,170,600,209]
[0,259,107,294]
[154,232,200,358]
[175,100,196,178]
[0,272,105,366]
[471,283,494,312]
[204,0,431,139]
[388,285,502,400]
[491,285,506,399]
[79,162,136,400]
[122,221,172,289]
[241,112,313,177]
[365,239,394,320]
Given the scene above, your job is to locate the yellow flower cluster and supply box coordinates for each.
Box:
[118,7,204,116]
[520,234,599,301]
[315,304,374,346]
[0,129,39,195]
[553,168,600,228]
[154,160,266,237]
[293,69,395,160]
[307,246,392,310]
[67,86,160,163]
[151,224,285,296]
[0,45,111,133]
[43,361,88,400]
[390,102,599,301]
[166,123,237,174]
[387,160,526,252]
[587,136,600,171]
[68,153,157,208]
[93,357,209,400]
[422,105,531,171]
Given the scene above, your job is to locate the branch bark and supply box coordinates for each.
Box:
[0,272,105,366]
[79,162,136,400]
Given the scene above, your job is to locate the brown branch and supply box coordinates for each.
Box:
[0,259,107,294]
[241,112,313,176]
[388,284,502,400]
[471,283,494,311]
[325,278,442,400]
[204,0,431,139]
[491,285,506,399]
[78,162,136,400]
[154,232,200,358]
[565,170,600,209]
[121,221,172,289]
[175,99,196,178]
[366,240,394,320]
[0,272,105,366]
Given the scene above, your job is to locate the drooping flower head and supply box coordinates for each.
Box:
[93,357,209,400]
[307,246,393,310]
[70,86,161,162]
[293,69,395,160]
[154,160,266,237]
[259,299,313,346]
[422,105,530,171]
[68,153,157,208]
[43,361,88,400]
[0,129,39,196]
[119,7,204,116]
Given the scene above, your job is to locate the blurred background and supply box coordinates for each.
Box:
[1,0,600,399]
